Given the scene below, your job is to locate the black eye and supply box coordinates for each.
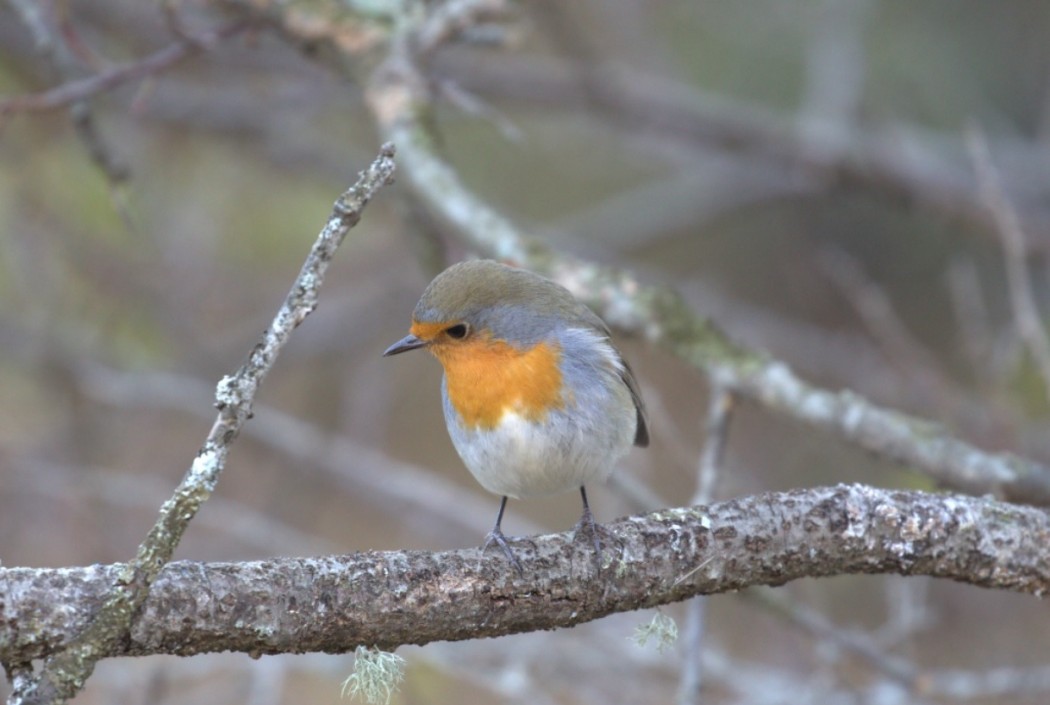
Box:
[445,323,469,340]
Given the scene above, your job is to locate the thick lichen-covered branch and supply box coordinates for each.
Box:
[1,485,1047,664]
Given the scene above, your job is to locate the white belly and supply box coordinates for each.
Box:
[445,406,635,499]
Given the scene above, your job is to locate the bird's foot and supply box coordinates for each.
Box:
[572,512,618,573]
[481,526,525,574]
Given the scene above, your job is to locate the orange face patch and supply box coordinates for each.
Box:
[412,320,565,429]
[408,320,450,341]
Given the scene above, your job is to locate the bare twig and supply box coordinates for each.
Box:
[7,145,396,705]
[751,588,919,687]
[438,79,524,143]
[677,385,734,705]
[161,0,196,43]
[820,247,944,383]
[967,125,1050,403]
[433,52,1050,248]
[415,0,512,55]
[693,386,734,507]
[946,257,999,389]
[4,0,131,184]
[0,21,251,115]
[12,5,117,183]
[5,0,52,54]
[798,0,871,154]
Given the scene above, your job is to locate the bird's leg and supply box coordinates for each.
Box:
[481,496,524,574]
[573,486,605,567]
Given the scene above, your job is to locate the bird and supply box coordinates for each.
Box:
[383,259,648,571]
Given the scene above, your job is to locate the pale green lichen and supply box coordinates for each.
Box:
[631,612,679,654]
[341,646,406,705]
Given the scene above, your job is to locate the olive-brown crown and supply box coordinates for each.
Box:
[412,260,608,346]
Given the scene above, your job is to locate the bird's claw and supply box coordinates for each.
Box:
[572,509,617,573]
[482,527,524,574]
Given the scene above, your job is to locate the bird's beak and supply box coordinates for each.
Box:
[383,333,427,356]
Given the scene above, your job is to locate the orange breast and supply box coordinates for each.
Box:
[426,334,566,430]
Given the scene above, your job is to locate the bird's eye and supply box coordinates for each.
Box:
[445,323,469,340]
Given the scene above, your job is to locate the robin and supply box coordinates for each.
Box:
[383,259,649,570]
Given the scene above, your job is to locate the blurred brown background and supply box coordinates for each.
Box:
[2,1,1050,703]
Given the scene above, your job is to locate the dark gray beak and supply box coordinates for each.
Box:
[383,334,427,356]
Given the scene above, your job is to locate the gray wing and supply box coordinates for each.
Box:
[575,302,649,448]
[619,357,649,447]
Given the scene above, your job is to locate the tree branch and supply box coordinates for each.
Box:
[968,125,1050,403]
[4,145,396,705]
[0,21,251,115]
[431,53,1050,249]
[1,485,1046,665]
